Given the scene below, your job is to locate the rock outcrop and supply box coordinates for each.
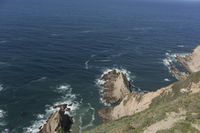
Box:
[100,70,131,105]
[39,111,60,133]
[164,45,200,81]
[176,45,200,73]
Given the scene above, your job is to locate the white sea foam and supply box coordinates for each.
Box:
[24,84,80,133]
[96,68,133,106]
[164,78,170,82]
[0,109,6,127]
[0,109,6,120]
[163,52,189,72]
[1,128,9,133]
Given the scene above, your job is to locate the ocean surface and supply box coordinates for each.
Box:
[0,0,200,132]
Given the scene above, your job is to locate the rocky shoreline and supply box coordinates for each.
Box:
[98,45,200,122]
[169,45,200,80]
[40,45,200,132]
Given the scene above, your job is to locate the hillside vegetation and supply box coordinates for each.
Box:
[84,71,200,133]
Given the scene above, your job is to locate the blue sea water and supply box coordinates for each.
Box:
[0,0,200,132]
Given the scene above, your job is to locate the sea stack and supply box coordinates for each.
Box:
[100,69,131,105]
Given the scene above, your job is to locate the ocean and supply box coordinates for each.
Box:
[0,0,200,132]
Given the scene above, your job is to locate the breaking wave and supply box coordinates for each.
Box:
[164,78,170,82]
[24,84,80,133]
[163,52,189,72]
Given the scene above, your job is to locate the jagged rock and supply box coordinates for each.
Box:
[177,45,200,73]
[101,70,131,104]
[39,111,60,133]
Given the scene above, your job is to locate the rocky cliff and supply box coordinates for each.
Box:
[85,45,200,133]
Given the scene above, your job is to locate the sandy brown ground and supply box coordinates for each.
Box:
[144,110,186,133]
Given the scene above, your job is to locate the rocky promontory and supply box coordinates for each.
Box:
[99,70,131,105]
[98,45,200,122]
[86,45,200,133]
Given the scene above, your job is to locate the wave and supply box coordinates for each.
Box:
[177,45,184,48]
[85,60,90,70]
[95,59,112,62]
[163,52,189,72]
[24,84,80,133]
[0,84,4,92]
[79,103,95,132]
[30,77,47,83]
[164,78,170,82]
[132,27,153,31]
[80,30,92,33]
[0,109,7,132]
[0,40,7,44]
[96,68,133,106]
[50,34,61,37]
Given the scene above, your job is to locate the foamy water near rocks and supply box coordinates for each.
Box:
[177,45,200,73]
